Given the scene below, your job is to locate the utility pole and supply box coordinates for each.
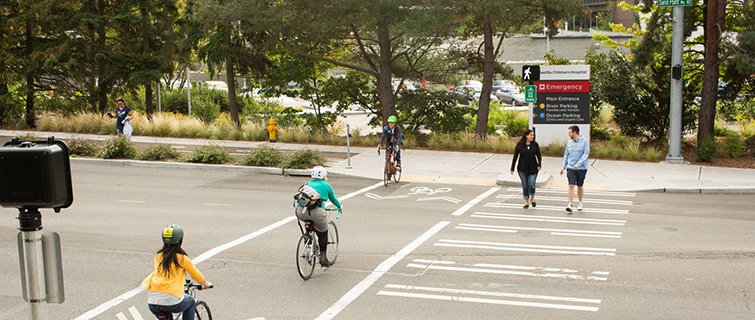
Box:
[666,5,685,164]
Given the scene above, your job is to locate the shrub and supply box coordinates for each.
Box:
[184,144,233,164]
[136,144,180,161]
[695,136,717,162]
[722,136,743,158]
[745,136,755,153]
[543,141,566,156]
[501,116,529,138]
[98,136,138,159]
[67,138,99,157]
[641,146,664,162]
[239,145,285,167]
[591,125,611,141]
[282,148,326,169]
[15,132,40,142]
[714,124,739,137]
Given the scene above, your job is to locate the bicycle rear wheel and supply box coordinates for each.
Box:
[296,234,316,280]
[195,301,212,320]
[326,221,339,264]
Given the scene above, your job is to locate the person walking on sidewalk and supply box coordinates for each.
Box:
[559,125,590,213]
[510,129,542,209]
[107,97,134,137]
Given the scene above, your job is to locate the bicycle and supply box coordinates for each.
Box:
[155,280,213,320]
[379,145,401,186]
[296,208,340,280]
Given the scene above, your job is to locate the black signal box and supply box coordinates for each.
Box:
[0,137,73,210]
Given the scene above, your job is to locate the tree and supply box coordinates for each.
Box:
[446,0,584,139]
[191,0,270,127]
[265,0,456,125]
[697,0,728,146]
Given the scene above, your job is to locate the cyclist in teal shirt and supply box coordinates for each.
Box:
[295,166,342,267]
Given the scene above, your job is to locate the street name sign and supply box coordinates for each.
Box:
[658,0,693,6]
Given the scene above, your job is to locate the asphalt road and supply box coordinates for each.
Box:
[1,163,754,320]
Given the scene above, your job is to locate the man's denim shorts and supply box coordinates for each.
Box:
[566,169,587,187]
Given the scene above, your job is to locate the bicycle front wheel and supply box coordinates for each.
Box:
[195,301,212,320]
[383,158,391,186]
[296,234,315,280]
[326,221,339,264]
[393,160,401,183]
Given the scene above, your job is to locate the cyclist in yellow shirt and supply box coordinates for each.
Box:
[142,224,212,320]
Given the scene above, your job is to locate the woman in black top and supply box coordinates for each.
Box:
[510,129,542,209]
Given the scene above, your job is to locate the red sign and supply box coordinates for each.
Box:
[534,81,590,93]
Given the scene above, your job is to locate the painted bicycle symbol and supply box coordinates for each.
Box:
[409,186,452,196]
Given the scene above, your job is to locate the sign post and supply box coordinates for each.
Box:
[659,0,691,164]
[525,85,537,103]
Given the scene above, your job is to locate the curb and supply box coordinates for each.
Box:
[70,158,355,179]
[496,173,553,188]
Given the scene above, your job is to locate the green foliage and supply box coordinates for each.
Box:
[396,90,475,134]
[98,136,138,159]
[239,145,285,167]
[500,116,529,138]
[722,136,743,158]
[281,148,326,169]
[136,144,180,161]
[544,50,571,65]
[591,125,612,141]
[714,124,739,137]
[184,144,233,164]
[542,141,566,157]
[696,136,718,162]
[745,136,755,153]
[67,138,100,157]
[15,132,40,142]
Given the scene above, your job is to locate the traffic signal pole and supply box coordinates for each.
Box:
[666,6,685,164]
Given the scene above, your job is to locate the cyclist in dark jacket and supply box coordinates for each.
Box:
[377,115,403,167]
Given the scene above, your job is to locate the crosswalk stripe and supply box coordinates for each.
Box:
[505,187,635,197]
[471,212,626,226]
[116,313,128,320]
[484,203,629,215]
[436,239,616,256]
[377,284,600,311]
[456,223,622,238]
[406,260,608,281]
[128,306,144,320]
[496,194,633,206]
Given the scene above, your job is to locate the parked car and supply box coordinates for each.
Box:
[201,80,229,92]
[495,88,526,106]
[453,85,498,105]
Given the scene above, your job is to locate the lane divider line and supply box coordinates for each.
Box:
[451,187,500,216]
[314,221,450,320]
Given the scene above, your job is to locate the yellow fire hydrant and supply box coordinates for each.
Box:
[267,116,278,142]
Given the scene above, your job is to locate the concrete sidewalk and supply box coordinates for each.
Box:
[3,129,755,193]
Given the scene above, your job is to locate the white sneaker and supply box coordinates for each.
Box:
[566,204,573,213]
[577,202,583,211]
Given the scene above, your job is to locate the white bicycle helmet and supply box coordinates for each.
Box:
[311,166,327,179]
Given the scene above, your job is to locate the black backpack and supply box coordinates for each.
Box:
[294,184,322,210]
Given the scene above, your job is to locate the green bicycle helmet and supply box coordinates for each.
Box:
[387,115,397,123]
[162,224,184,245]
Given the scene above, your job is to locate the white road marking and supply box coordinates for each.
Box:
[485,202,629,215]
[435,239,616,256]
[456,223,622,238]
[384,284,602,303]
[471,212,626,226]
[118,200,146,203]
[416,196,462,203]
[452,187,500,216]
[76,182,384,320]
[115,313,128,320]
[496,194,633,206]
[377,284,600,312]
[505,187,635,197]
[128,306,144,320]
[314,221,450,320]
[406,260,608,281]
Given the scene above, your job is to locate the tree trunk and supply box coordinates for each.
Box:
[142,10,154,119]
[97,0,108,113]
[377,20,395,125]
[224,26,240,128]
[0,82,8,124]
[698,0,724,146]
[476,15,495,140]
[24,20,35,128]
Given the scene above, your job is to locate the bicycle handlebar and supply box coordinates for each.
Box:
[326,207,342,219]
